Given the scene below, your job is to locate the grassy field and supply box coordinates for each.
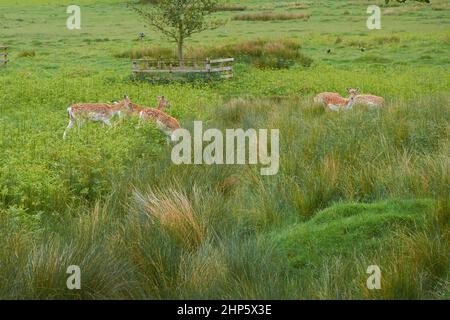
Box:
[0,0,448,299]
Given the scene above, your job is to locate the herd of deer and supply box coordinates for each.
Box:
[314,87,384,111]
[62,88,383,140]
[63,95,180,141]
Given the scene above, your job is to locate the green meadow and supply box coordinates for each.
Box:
[0,0,448,299]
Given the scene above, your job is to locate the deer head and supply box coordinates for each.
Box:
[122,95,134,112]
[157,96,170,111]
[345,88,359,110]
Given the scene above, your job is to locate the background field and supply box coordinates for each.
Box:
[0,0,448,299]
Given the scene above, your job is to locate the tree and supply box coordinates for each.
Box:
[129,0,224,63]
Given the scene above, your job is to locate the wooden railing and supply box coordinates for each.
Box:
[0,46,8,67]
[132,57,234,79]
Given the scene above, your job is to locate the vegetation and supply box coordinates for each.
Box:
[232,12,310,21]
[0,0,448,299]
[128,0,224,61]
[115,38,313,69]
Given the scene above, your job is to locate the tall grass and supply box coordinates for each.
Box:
[0,90,448,299]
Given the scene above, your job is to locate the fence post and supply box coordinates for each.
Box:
[0,46,7,67]
[206,58,211,72]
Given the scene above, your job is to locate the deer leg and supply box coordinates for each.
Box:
[63,119,75,139]
[137,115,144,129]
[76,120,83,137]
[103,118,113,129]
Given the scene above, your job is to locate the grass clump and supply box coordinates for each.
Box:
[18,49,36,58]
[272,199,432,269]
[215,4,248,11]
[233,12,310,21]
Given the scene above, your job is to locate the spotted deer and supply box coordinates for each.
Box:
[156,96,170,111]
[354,93,384,108]
[325,88,359,111]
[140,108,180,142]
[63,95,133,139]
[314,92,342,105]
[128,100,180,142]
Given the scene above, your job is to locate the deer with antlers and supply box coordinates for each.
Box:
[63,95,133,139]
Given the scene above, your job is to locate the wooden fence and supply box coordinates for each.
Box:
[132,58,234,79]
[0,46,8,67]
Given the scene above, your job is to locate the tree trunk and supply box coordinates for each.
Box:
[177,39,184,68]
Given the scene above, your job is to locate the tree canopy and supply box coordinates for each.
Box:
[129,0,224,62]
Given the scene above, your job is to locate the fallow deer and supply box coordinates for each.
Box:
[139,107,181,142]
[354,94,384,108]
[125,99,180,142]
[313,92,342,105]
[63,95,133,139]
[325,88,359,111]
[156,96,170,111]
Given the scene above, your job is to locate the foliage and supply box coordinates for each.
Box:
[0,0,448,299]
[128,0,225,60]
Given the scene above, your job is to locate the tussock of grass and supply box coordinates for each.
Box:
[18,49,36,58]
[215,4,248,11]
[233,12,310,21]
[272,199,432,269]
[134,187,206,251]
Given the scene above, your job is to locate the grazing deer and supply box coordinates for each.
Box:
[127,101,180,142]
[63,95,133,139]
[313,92,342,105]
[125,97,179,142]
[140,108,180,142]
[325,88,359,111]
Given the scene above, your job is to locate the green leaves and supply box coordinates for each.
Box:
[129,0,225,60]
